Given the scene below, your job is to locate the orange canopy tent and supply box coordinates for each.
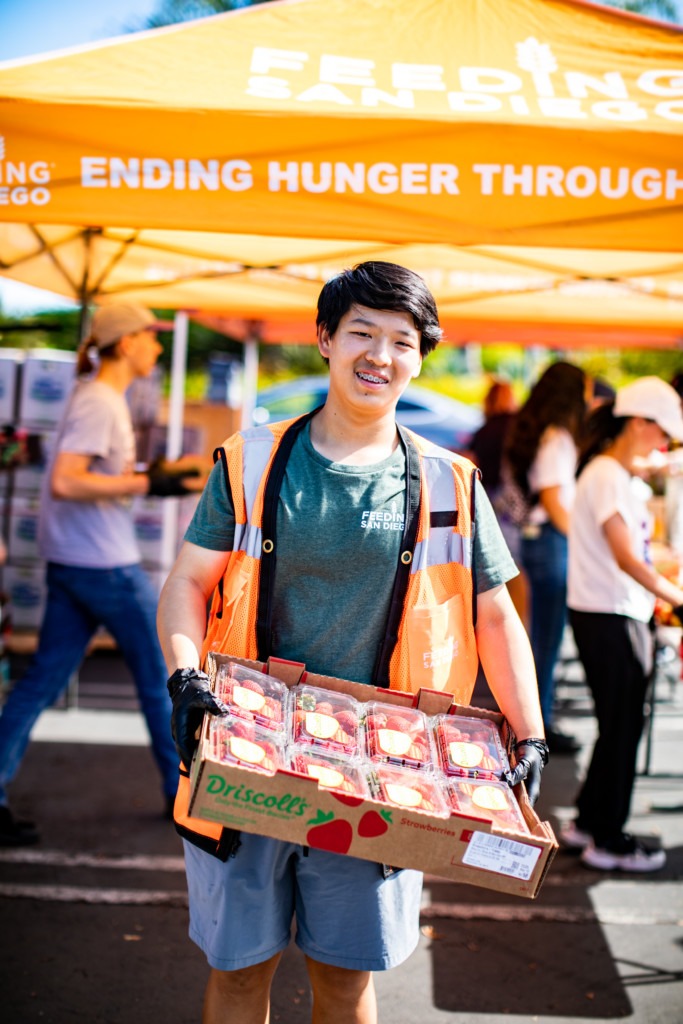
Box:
[0,0,681,348]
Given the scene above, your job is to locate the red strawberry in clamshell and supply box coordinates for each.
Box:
[334,710,357,735]
[384,715,411,732]
[306,811,354,854]
[238,678,265,696]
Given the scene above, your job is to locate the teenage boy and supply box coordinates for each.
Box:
[158,262,546,1024]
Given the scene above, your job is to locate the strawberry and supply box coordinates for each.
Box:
[305,811,354,854]
[229,720,253,740]
[335,710,357,735]
[358,809,393,837]
[384,715,410,732]
[238,679,265,696]
[315,702,335,715]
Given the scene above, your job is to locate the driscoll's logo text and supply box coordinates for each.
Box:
[206,775,309,815]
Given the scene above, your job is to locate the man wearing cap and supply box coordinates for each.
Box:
[562,377,683,871]
[0,303,202,846]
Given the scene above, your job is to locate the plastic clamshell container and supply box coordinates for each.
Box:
[290,684,362,756]
[363,701,433,771]
[289,746,369,797]
[433,713,510,779]
[214,660,289,732]
[368,763,449,815]
[445,777,529,833]
[207,715,287,774]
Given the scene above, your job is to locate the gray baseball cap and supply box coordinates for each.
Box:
[89,304,172,349]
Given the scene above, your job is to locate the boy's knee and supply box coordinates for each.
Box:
[306,958,372,1002]
[209,956,279,997]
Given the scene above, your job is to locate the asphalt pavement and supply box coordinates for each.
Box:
[1,642,682,1024]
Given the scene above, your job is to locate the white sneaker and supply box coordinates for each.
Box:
[559,820,592,851]
[581,840,666,873]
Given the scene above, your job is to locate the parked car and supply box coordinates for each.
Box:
[253,376,483,452]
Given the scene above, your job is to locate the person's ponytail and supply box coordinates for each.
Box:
[76,337,98,376]
[577,400,626,476]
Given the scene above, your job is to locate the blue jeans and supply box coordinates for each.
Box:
[0,562,179,805]
[521,523,568,729]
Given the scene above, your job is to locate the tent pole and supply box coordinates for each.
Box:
[166,311,188,461]
[241,323,260,430]
[160,310,189,576]
[77,228,94,343]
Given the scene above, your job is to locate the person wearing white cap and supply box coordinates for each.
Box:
[0,303,203,846]
[562,377,683,872]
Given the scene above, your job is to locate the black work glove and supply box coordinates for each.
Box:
[167,667,228,770]
[145,459,200,498]
[504,738,549,808]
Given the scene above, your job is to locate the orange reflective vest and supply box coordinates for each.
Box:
[204,413,479,700]
[174,412,480,856]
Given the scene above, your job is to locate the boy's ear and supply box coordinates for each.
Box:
[411,356,423,379]
[317,323,331,358]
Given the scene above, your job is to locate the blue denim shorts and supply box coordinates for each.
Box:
[183,833,423,972]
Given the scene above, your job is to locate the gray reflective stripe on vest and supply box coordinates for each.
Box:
[235,427,276,553]
[412,453,472,572]
[233,521,263,559]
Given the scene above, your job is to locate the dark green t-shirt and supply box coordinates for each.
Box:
[185,424,517,683]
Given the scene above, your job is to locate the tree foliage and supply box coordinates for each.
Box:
[127,0,273,32]
[602,0,679,22]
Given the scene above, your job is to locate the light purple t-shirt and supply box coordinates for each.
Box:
[38,379,141,568]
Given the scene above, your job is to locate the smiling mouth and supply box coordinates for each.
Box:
[356,371,388,385]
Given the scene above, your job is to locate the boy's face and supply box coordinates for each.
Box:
[318,304,422,416]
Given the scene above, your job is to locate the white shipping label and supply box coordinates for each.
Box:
[461,831,542,881]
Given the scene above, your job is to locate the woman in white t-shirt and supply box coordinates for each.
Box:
[563,377,683,873]
[504,362,587,754]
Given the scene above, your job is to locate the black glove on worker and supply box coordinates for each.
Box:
[145,459,200,498]
[167,667,228,770]
[504,738,549,808]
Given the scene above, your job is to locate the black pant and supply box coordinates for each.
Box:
[569,610,652,846]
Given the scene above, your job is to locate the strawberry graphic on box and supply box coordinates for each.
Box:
[305,810,354,854]
[358,808,393,838]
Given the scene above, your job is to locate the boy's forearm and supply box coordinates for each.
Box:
[475,589,544,741]
[157,575,209,674]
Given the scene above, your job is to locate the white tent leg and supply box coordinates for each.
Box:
[241,332,259,431]
[160,311,189,574]
[166,311,188,461]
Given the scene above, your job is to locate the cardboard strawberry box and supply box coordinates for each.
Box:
[186,654,557,899]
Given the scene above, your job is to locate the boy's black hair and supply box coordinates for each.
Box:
[316,261,442,357]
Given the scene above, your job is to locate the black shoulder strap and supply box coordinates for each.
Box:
[210,446,233,620]
[256,411,320,660]
[213,445,230,490]
[470,466,480,628]
[370,425,422,688]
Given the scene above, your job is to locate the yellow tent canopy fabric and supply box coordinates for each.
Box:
[0,0,681,346]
